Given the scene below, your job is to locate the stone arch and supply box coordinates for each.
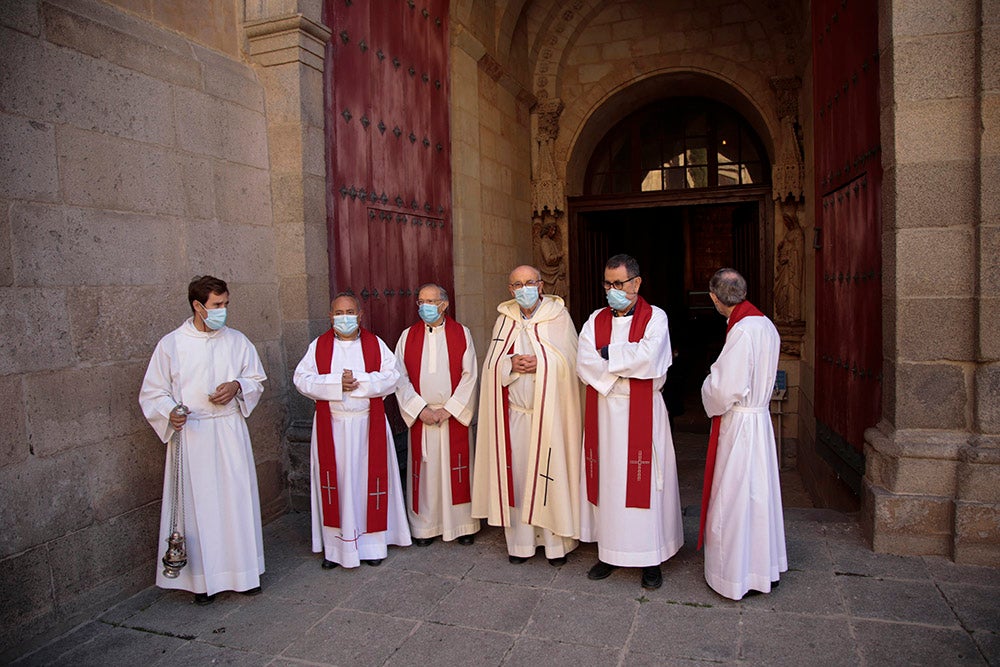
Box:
[558,58,780,197]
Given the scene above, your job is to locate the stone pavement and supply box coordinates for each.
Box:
[12,506,1000,666]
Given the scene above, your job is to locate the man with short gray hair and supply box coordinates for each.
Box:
[699,267,787,599]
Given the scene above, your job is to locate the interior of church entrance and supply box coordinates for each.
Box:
[570,201,761,435]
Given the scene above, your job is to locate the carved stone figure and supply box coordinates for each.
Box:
[775,203,804,323]
[535,220,568,299]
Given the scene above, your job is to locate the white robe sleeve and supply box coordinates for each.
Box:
[576,313,618,396]
[232,335,266,417]
[701,325,753,417]
[350,336,401,399]
[443,327,478,426]
[293,339,344,402]
[394,328,426,427]
[606,307,673,380]
[138,340,180,444]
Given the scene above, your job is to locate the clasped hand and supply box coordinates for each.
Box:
[511,354,537,374]
[418,406,450,425]
[342,369,360,392]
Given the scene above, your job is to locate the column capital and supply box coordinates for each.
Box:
[244,14,330,71]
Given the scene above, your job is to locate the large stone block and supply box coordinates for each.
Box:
[192,43,264,112]
[0,0,40,35]
[213,161,273,226]
[953,500,1000,566]
[41,0,202,89]
[0,113,59,202]
[0,285,75,375]
[255,457,287,521]
[48,502,159,610]
[58,125,213,218]
[892,33,976,102]
[174,87,269,168]
[897,297,974,361]
[0,200,10,287]
[217,279,281,344]
[0,545,52,655]
[86,434,165,521]
[67,285,188,364]
[975,362,1000,433]
[0,374,27,469]
[11,204,187,287]
[247,395,286,465]
[0,447,95,557]
[863,481,953,557]
[894,99,978,165]
[24,361,149,455]
[185,221,277,286]
[891,1,978,37]
[893,160,977,229]
[149,0,239,56]
[0,26,174,145]
[981,297,1000,361]
[983,226,1000,295]
[957,449,1000,503]
[896,227,974,298]
[895,362,968,430]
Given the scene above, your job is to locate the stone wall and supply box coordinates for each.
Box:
[450,23,534,358]
[0,0,290,655]
[863,0,1000,565]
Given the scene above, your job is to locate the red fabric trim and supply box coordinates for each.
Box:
[584,297,654,508]
[402,318,471,513]
[314,328,389,532]
[698,300,765,549]
[315,330,340,528]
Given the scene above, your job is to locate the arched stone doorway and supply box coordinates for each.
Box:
[565,88,777,432]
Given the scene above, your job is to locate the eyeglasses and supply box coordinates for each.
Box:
[509,279,543,289]
[602,275,640,290]
[416,299,442,306]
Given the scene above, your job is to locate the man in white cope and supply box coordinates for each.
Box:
[139,275,267,605]
[699,268,787,600]
[472,265,582,566]
[577,254,683,590]
[294,293,411,569]
[395,283,480,546]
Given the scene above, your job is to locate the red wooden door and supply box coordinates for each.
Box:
[324,0,453,348]
[812,0,882,492]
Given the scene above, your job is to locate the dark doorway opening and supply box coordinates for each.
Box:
[569,199,766,433]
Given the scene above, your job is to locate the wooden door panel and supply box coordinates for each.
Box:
[325,0,453,348]
[812,0,882,488]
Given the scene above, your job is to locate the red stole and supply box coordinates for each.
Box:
[402,317,472,513]
[314,328,389,532]
[584,296,654,508]
[697,300,765,549]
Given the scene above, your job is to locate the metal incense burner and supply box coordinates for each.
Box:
[162,403,190,578]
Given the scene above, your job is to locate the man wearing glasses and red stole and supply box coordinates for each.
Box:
[473,265,582,566]
[700,268,786,600]
[577,254,684,590]
[394,283,480,547]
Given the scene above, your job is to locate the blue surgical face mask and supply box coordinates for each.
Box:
[332,314,359,336]
[514,285,539,310]
[418,303,441,324]
[202,307,227,330]
[606,288,632,312]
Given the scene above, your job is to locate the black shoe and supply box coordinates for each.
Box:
[457,534,475,545]
[548,556,567,567]
[240,586,262,596]
[321,559,338,570]
[193,593,216,606]
[413,537,434,547]
[508,555,528,564]
[641,565,662,590]
[587,560,618,580]
[364,558,383,566]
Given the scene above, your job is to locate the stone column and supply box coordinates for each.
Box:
[244,3,331,508]
[531,99,569,302]
[863,0,997,564]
